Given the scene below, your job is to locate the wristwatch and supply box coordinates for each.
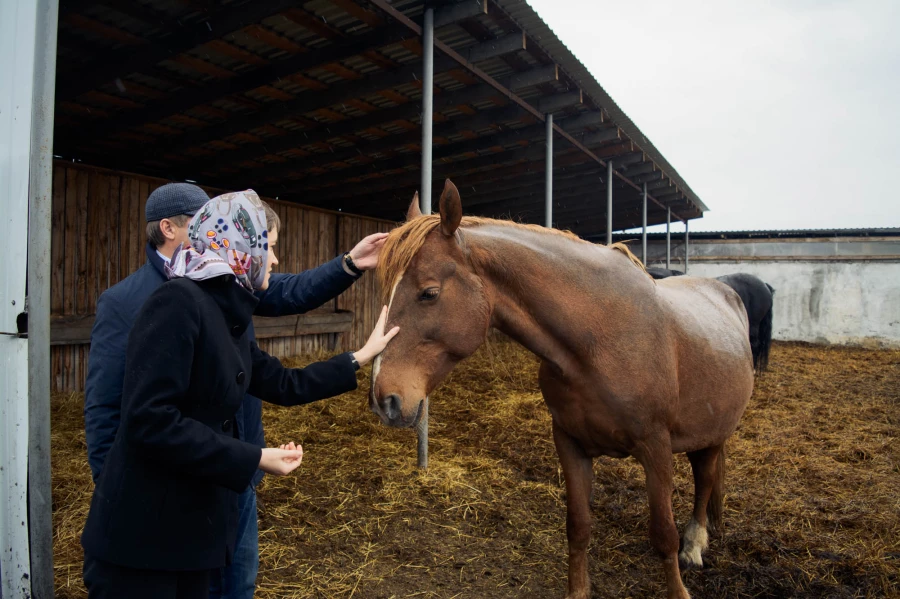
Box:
[343,252,363,276]
[350,354,361,371]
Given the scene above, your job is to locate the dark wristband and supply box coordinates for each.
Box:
[343,252,363,276]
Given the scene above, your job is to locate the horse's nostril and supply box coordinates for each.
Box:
[381,394,402,420]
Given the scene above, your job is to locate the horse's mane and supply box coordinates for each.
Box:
[377,215,648,302]
[607,242,649,275]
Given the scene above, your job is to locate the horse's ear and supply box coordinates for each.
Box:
[439,179,462,237]
[406,192,423,221]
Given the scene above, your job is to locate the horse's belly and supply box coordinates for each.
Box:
[670,366,754,453]
[539,354,753,458]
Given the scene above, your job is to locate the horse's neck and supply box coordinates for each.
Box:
[465,225,645,370]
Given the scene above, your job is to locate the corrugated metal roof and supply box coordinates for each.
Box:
[613,228,900,240]
[492,0,708,212]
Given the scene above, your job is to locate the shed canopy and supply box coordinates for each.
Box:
[55,0,707,235]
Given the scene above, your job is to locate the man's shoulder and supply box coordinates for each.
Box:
[98,263,166,316]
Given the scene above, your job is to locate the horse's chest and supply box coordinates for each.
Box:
[538,365,632,457]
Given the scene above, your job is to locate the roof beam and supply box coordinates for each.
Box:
[645,179,675,191]
[56,0,299,101]
[579,126,621,147]
[498,64,558,89]
[558,111,604,131]
[631,171,665,184]
[434,0,488,28]
[620,162,655,177]
[462,31,526,63]
[537,90,583,114]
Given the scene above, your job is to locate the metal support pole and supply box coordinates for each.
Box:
[27,0,58,596]
[544,113,553,227]
[606,161,613,245]
[419,5,434,215]
[416,4,434,468]
[1,0,43,594]
[684,220,690,274]
[641,182,647,264]
[665,206,671,269]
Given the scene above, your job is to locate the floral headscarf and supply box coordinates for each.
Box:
[166,190,270,291]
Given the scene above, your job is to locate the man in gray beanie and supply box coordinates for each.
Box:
[84,182,387,599]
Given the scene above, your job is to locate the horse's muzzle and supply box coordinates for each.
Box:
[371,393,424,428]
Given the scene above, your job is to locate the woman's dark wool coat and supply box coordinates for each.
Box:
[81,274,358,571]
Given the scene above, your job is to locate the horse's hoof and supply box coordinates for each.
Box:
[678,546,704,569]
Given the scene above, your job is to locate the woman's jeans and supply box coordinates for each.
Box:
[209,486,259,599]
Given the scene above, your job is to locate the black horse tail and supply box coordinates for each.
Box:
[707,444,726,533]
[756,288,774,372]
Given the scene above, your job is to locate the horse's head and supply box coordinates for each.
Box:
[370,180,491,428]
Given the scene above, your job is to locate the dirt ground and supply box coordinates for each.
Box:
[52,341,899,598]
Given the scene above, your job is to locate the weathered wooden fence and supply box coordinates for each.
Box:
[50,161,394,393]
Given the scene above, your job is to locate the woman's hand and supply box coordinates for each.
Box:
[259,442,303,476]
[353,305,400,367]
[348,232,389,271]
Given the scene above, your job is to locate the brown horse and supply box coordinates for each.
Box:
[371,180,754,599]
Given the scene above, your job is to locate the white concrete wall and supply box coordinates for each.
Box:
[678,261,900,348]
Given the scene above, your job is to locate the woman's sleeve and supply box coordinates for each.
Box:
[120,283,261,492]
[248,342,358,407]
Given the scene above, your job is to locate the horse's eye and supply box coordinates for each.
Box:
[419,287,439,301]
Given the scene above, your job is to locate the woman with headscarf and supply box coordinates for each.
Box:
[80,190,398,599]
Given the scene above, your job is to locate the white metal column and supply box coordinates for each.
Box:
[665,206,671,269]
[684,220,690,274]
[27,0,59,596]
[641,183,648,263]
[419,5,434,216]
[416,4,435,469]
[544,113,553,227]
[606,161,613,245]
[1,0,42,595]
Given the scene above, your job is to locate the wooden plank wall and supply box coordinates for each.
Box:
[50,162,394,393]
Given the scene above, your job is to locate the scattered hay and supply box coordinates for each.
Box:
[51,341,899,598]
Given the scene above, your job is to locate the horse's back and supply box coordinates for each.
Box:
[653,276,754,451]
[656,276,749,340]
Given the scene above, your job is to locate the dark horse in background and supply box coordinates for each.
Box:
[647,268,775,372]
[370,181,754,599]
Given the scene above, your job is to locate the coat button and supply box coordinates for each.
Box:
[236,371,245,385]
[222,420,231,432]
[231,325,241,337]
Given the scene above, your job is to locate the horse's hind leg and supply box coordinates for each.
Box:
[636,438,691,599]
[679,444,724,569]
[551,421,593,599]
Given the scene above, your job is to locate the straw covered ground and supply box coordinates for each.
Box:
[52,341,899,598]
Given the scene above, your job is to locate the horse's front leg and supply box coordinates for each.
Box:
[635,436,691,599]
[551,420,593,599]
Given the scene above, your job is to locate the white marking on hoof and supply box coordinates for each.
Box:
[679,518,708,569]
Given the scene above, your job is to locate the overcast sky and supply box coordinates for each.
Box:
[524,0,900,232]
